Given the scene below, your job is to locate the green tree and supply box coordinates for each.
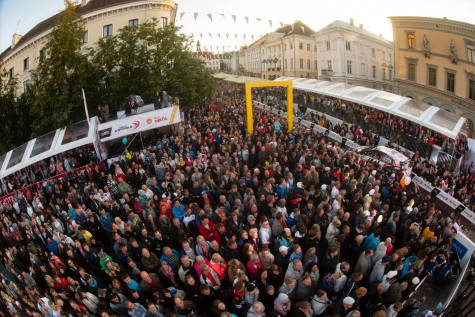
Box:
[29,0,94,137]
[0,71,33,155]
[90,19,215,113]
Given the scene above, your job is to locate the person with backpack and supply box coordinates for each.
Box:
[398,296,426,317]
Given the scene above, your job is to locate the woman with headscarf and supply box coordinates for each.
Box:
[274,293,291,316]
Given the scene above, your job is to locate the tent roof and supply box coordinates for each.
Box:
[0,117,97,179]
[276,77,466,139]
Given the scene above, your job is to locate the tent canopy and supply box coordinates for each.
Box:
[275,76,466,140]
[0,117,97,179]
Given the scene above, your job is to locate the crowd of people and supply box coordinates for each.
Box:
[0,80,469,317]
[259,87,469,157]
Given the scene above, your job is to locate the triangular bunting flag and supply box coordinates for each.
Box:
[251,35,254,41]
[226,34,229,39]
[220,13,225,18]
[200,33,203,39]
[280,22,284,27]
[243,34,246,40]
[207,13,212,21]
[204,46,207,50]
[235,46,237,49]
[222,46,225,51]
[180,12,185,20]
[232,15,236,23]
[257,18,261,22]
[217,33,221,39]
[245,17,249,24]
[234,34,238,40]
[209,33,212,39]
[194,13,198,21]
[269,20,273,28]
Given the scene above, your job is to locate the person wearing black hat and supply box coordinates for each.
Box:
[109,292,128,316]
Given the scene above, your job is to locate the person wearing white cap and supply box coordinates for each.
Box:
[331,296,355,316]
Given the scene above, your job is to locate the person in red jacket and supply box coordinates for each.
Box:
[247,253,263,280]
[199,216,219,242]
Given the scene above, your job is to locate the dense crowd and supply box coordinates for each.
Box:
[0,80,468,317]
[258,87,469,156]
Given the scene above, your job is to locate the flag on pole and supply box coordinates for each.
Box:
[194,13,198,20]
[207,13,212,21]
[82,88,90,126]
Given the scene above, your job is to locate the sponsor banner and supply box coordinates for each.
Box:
[345,140,360,149]
[461,208,475,226]
[411,175,434,192]
[98,106,181,142]
[437,190,461,210]
[328,131,342,143]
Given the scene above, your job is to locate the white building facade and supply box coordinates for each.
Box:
[314,19,394,91]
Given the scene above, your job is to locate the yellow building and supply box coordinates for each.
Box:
[389,16,475,132]
[0,0,177,93]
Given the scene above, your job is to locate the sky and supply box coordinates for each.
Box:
[1,0,475,53]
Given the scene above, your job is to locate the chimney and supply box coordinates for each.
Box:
[11,33,22,48]
[350,18,354,26]
[359,24,363,29]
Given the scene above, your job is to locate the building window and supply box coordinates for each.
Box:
[299,43,303,50]
[467,43,475,63]
[300,59,304,69]
[326,41,330,50]
[314,60,318,70]
[382,68,385,80]
[162,17,168,26]
[284,44,287,51]
[8,67,14,80]
[284,59,287,69]
[307,43,311,51]
[372,48,376,57]
[407,33,415,49]
[361,63,366,76]
[129,19,139,27]
[307,59,310,69]
[389,53,392,62]
[81,31,88,44]
[428,67,437,86]
[346,41,351,51]
[389,69,392,80]
[347,61,352,74]
[23,57,29,71]
[382,51,385,59]
[314,44,317,52]
[408,63,416,81]
[360,44,365,55]
[290,58,293,70]
[103,24,113,37]
[469,79,475,100]
[327,60,332,70]
[290,43,293,50]
[372,65,376,78]
[446,71,455,92]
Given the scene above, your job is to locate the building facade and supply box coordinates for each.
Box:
[245,36,266,78]
[0,0,178,93]
[314,19,394,91]
[389,16,475,131]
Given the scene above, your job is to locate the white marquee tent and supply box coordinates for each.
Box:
[275,76,467,140]
[0,117,98,179]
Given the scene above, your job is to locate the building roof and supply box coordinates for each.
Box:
[0,0,164,62]
[317,19,393,46]
[249,34,268,48]
[274,20,316,37]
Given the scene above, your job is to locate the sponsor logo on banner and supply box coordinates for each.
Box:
[437,191,461,209]
[154,116,168,123]
[146,119,152,124]
[98,128,112,139]
[452,238,468,260]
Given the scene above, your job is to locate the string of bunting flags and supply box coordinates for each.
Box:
[177,12,284,29]
[194,33,258,41]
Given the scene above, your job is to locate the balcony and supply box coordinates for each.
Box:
[321,69,333,77]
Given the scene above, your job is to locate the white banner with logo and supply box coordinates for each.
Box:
[98,106,181,142]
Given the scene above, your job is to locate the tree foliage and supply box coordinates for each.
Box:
[90,19,215,113]
[29,0,93,137]
[0,71,33,155]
